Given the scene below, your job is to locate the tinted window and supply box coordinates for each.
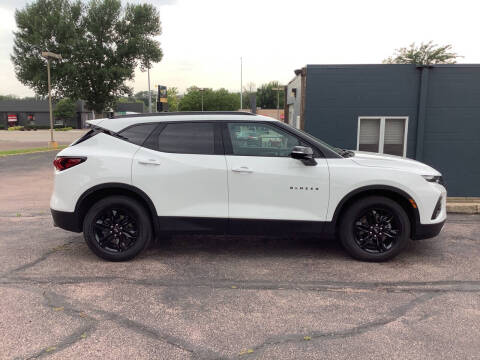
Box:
[119,123,158,146]
[71,128,98,146]
[228,122,300,157]
[157,122,215,154]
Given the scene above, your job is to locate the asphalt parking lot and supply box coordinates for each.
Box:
[0,151,479,360]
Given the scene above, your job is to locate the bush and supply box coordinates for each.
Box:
[54,127,73,131]
[7,126,24,131]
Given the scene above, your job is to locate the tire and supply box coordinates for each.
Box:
[82,195,152,261]
[339,196,410,262]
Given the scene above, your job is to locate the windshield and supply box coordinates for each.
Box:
[280,122,354,157]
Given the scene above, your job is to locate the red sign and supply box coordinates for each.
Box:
[7,114,17,123]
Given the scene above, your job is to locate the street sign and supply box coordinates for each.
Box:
[157,85,168,111]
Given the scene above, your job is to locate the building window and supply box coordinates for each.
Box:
[357,117,408,157]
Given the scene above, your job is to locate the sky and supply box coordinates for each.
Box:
[1,0,479,97]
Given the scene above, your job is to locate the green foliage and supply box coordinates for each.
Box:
[132,90,156,109]
[242,82,256,109]
[383,41,459,65]
[167,87,179,112]
[0,94,19,101]
[117,97,143,104]
[256,81,284,109]
[54,98,76,120]
[0,146,67,157]
[54,126,73,131]
[178,87,240,111]
[7,126,25,131]
[12,0,163,114]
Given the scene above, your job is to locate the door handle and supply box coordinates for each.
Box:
[138,159,161,165]
[232,166,253,173]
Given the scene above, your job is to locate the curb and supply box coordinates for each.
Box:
[447,203,480,214]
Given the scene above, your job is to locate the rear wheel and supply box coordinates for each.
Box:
[339,196,410,261]
[83,196,152,261]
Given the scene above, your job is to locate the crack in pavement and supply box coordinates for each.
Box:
[22,324,96,360]
[0,241,75,279]
[40,290,224,360]
[0,283,97,360]
[4,275,480,294]
[233,292,438,359]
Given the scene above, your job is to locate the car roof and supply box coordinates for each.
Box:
[87,112,278,133]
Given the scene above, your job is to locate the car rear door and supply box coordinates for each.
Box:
[132,121,228,232]
[223,121,330,227]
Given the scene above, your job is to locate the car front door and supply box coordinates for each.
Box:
[224,121,330,226]
[132,121,228,232]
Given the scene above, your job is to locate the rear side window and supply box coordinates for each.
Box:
[118,123,158,146]
[156,122,215,154]
[71,128,98,146]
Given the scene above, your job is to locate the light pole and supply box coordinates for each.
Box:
[147,65,152,113]
[199,88,205,111]
[240,57,243,110]
[272,85,284,120]
[42,51,62,148]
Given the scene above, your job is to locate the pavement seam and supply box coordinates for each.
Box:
[4,276,480,293]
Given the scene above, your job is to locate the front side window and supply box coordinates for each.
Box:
[157,122,215,154]
[227,122,300,157]
[119,123,158,146]
[358,117,408,157]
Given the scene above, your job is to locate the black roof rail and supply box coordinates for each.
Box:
[112,111,255,119]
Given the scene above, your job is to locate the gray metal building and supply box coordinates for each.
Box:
[285,64,480,196]
[0,99,92,128]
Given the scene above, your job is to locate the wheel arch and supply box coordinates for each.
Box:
[330,185,420,237]
[75,183,160,238]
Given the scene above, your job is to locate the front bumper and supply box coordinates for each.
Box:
[51,209,82,233]
[412,219,445,240]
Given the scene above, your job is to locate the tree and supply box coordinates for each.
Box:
[133,90,156,110]
[12,0,163,114]
[383,41,459,65]
[242,82,256,109]
[54,98,76,121]
[256,81,284,109]
[178,87,239,111]
[167,87,179,112]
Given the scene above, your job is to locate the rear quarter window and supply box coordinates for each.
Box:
[118,123,159,146]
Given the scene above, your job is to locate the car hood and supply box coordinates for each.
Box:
[351,151,441,175]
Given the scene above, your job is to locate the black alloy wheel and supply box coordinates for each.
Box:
[353,208,400,254]
[339,196,410,261]
[83,196,152,261]
[93,208,138,253]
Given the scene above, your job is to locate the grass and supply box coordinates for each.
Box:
[0,145,67,157]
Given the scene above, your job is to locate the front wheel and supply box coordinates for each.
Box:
[339,196,410,262]
[83,196,152,261]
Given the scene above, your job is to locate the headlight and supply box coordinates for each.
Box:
[422,175,445,186]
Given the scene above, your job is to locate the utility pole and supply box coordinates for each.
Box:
[147,65,152,113]
[42,51,62,148]
[199,88,205,111]
[240,57,243,110]
[272,85,284,120]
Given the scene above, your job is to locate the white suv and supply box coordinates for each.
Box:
[50,112,446,262]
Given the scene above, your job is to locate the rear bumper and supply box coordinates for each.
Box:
[51,209,82,233]
[412,219,445,240]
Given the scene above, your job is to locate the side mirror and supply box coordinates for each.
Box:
[290,146,317,166]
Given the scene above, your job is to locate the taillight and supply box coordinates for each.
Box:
[53,157,86,171]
